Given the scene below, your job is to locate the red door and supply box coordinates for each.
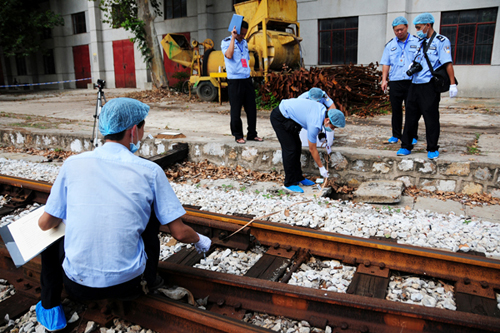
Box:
[113,39,136,88]
[163,32,191,87]
[72,45,91,89]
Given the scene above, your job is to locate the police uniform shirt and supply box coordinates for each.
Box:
[279,98,326,143]
[380,34,420,81]
[411,34,453,84]
[297,91,334,109]
[221,36,251,79]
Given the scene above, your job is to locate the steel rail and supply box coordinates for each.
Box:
[0,174,499,286]
[183,209,500,289]
[158,262,500,333]
[1,174,500,331]
[114,295,272,333]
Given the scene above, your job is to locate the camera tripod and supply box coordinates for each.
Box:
[91,79,106,149]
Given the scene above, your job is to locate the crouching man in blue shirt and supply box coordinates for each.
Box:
[271,98,345,193]
[36,98,211,331]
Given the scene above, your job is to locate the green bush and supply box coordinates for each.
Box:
[255,90,279,110]
[172,71,190,92]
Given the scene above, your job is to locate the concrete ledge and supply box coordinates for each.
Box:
[1,128,499,196]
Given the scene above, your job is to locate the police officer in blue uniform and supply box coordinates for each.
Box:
[221,20,263,144]
[397,13,457,160]
[380,16,420,144]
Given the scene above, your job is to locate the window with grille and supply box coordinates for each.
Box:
[318,17,358,65]
[44,50,56,75]
[440,7,497,65]
[16,56,27,76]
[165,0,187,19]
[72,12,86,34]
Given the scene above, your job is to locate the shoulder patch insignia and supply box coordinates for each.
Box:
[436,35,445,42]
[223,37,230,41]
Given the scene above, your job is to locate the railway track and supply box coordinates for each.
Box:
[0,158,499,332]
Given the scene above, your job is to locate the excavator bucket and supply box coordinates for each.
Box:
[161,34,193,68]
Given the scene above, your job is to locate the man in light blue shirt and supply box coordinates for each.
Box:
[271,98,345,193]
[36,98,211,331]
[380,16,420,144]
[397,13,457,160]
[221,20,262,144]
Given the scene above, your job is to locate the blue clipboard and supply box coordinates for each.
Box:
[228,14,244,35]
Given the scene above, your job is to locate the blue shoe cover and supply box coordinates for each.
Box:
[427,151,439,160]
[299,178,315,186]
[282,185,304,193]
[412,138,418,145]
[397,148,411,156]
[388,136,398,143]
[36,301,67,331]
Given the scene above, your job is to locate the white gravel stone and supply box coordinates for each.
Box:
[3,158,500,323]
[386,275,456,310]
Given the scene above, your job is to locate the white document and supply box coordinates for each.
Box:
[0,206,65,267]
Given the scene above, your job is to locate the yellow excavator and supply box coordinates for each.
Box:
[161,0,302,102]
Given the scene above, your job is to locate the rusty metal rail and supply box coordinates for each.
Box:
[183,209,500,289]
[0,174,499,332]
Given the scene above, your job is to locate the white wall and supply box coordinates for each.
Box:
[3,0,499,97]
[297,0,500,97]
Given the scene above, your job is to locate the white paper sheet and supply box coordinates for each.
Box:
[4,206,65,265]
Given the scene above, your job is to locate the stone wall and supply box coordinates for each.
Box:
[1,129,498,197]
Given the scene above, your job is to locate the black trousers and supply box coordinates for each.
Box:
[41,206,161,308]
[228,78,258,140]
[270,106,305,187]
[401,82,441,152]
[389,80,418,139]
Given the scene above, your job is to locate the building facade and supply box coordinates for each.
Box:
[1,0,499,97]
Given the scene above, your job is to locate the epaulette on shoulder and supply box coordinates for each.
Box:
[385,37,395,47]
[436,35,445,42]
[223,37,231,41]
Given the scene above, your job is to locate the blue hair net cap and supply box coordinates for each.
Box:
[328,109,345,128]
[99,98,150,136]
[392,16,408,26]
[308,87,325,101]
[413,13,435,25]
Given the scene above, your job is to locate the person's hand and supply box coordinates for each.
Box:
[231,26,238,38]
[449,84,457,98]
[194,233,211,253]
[319,166,329,178]
[381,80,388,93]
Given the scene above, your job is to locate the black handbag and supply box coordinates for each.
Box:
[283,118,302,134]
[422,35,458,93]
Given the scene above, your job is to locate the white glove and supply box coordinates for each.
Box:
[449,84,457,98]
[319,166,329,178]
[194,233,211,253]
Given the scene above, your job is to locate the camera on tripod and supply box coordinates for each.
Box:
[91,79,106,149]
[406,62,423,76]
[94,79,106,90]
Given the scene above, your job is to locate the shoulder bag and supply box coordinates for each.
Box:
[422,34,458,93]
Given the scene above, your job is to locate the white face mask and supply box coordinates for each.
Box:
[129,127,141,153]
